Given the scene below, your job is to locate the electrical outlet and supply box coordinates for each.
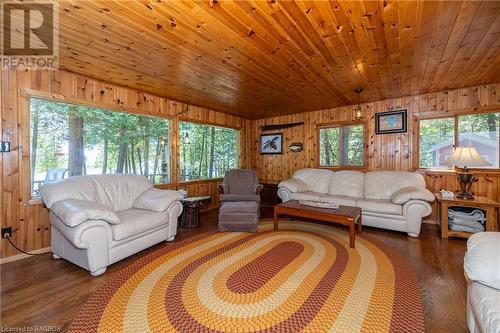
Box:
[1,227,12,238]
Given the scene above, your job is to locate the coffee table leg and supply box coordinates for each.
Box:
[357,214,362,234]
[274,209,278,230]
[349,223,355,248]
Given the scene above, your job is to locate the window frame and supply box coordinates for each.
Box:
[178,120,240,183]
[22,88,174,203]
[316,120,367,170]
[416,110,500,171]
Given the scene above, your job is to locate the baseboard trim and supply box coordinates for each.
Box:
[0,247,51,264]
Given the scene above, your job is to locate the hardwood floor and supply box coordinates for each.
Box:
[1,210,468,333]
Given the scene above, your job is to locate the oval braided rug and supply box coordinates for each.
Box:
[69,221,424,333]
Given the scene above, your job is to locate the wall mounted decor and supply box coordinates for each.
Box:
[260,133,283,154]
[259,122,304,132]
[289,142,303,153]
[375,110,407,134]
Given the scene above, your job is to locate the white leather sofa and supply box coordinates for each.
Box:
[277,169,434,237]
[464,232,500,333]
[40,174,183,276]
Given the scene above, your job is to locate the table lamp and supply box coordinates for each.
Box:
[445,146,491,199]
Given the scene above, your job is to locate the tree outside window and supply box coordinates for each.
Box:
[319,123,364,167]
[30,98,170,197]
[419,113,499,169]
[179,121,238,181]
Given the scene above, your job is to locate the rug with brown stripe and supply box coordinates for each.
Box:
[69,221,425,333]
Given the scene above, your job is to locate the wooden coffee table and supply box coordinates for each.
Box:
[274,200,362,248]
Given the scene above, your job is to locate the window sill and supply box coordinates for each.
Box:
[179,178,224,185]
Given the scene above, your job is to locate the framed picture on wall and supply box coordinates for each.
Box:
[260,133,283,154]
[375,110,407,134]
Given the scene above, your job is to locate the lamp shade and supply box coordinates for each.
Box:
[445,146,491,168]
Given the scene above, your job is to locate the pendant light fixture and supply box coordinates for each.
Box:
[353,87,364,121]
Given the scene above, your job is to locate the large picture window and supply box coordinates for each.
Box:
[179,121,238,181]
[30,98,170,197]
[318,123,364,167]
[419,112,499,169]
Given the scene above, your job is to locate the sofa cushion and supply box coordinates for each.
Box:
[290,191,323,202]
[364,171,426,200]
[292,169,333,194]
[390,186,435,204]
[133,188,182,212]
[51,199,120,227]
[319,194,357,207]
[40,174,152,211]
[356,199,403,215]
[464,232,500,289]
[112,208,168,241]
[329,171,364,197]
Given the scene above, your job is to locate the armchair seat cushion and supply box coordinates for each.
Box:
[357,199,403,215]
[133,188,183,212]
[112,209,168,241]
[51,199,120,227]
[220,194,261,203]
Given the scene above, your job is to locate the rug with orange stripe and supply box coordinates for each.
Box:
[68,221,425,333]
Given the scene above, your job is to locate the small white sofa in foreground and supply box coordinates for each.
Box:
[278,169,434,237]
[40,174,183,276]
[464,232,500,333]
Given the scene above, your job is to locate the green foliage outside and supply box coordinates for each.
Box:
[179,121,238,181]
[319,125,364,167]
[30,98,170,196]
[419,113,499,168]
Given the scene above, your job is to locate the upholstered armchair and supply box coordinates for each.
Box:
[217,169,263,203]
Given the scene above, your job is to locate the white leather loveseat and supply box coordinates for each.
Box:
[464,232,500,333]
[40,174,183,276]
[277,169,434,237]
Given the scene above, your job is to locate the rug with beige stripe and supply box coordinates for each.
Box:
[69,221,425,333]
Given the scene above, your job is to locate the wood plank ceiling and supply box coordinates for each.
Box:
[58,0,500,119]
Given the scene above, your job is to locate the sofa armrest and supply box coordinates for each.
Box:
[51,199,120,227]
[402,200,432,237]
[465,232,500,289]
[391,186,435,205]
[50,211,113,249]
[165,201,183,241]
[133,188,183,212]
[278,178,308,193]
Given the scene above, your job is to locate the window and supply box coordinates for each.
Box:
[30,98,170,197]
[179,121,238,181]
[319,123,364,167]
[419,112,499,169]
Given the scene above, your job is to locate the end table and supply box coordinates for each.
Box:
[179,196,211,228]
[434,192,500,239]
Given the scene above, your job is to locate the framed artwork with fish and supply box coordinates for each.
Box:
[260,133,283,154]
[375,110,407,134]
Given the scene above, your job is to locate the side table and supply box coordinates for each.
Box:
[179,196,211,228]
[434,192,500,239]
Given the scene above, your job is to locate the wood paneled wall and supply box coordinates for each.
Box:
[251,83,500,221]
[0,69,253,258]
